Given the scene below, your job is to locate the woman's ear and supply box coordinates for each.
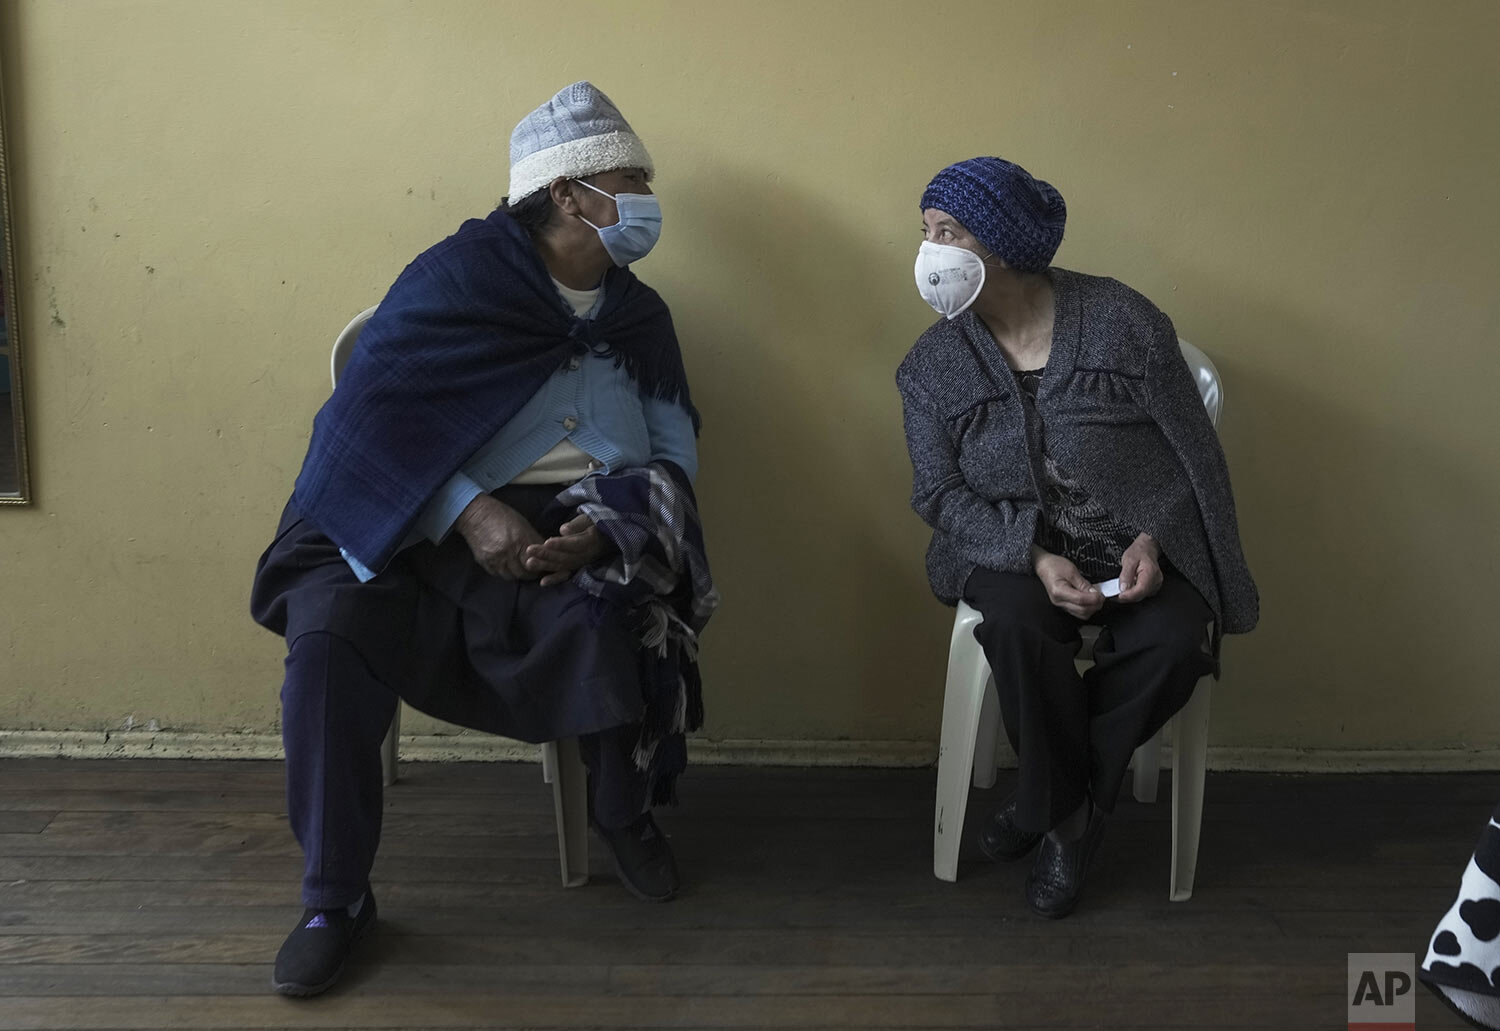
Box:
[549,177,580,215]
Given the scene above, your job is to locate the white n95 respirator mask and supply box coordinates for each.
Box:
[914,241,986,319]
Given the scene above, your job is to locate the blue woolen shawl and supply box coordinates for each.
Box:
[291,208,700,574]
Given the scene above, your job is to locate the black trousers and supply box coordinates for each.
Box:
[281,630,647,910]
[964,569,1214,835]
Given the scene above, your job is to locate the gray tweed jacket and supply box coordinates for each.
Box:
[896,267,1259,638]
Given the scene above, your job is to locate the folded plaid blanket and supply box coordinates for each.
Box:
[549,460,719,805]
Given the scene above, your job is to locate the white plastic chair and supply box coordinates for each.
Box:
[933,339,1222,901]
[330,306,590,888]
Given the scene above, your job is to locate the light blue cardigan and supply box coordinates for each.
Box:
[342,290,698,582]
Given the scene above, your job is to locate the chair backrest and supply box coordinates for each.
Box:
[1177,338,1222,428]
[330,305,380,388]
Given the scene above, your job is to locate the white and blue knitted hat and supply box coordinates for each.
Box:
[507,81,654,203]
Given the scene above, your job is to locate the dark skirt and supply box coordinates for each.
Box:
[249,484,644,744]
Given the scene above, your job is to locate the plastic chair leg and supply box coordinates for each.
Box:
[546,738,589,888]
[1131,731,1163,803]
[380,705,401,787]
[1169,677,1213,901]
[541,740,557,785]
[934,604,990,882]
[972,682,1001,790]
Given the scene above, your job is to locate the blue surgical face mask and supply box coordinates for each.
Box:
[575,178,662,266]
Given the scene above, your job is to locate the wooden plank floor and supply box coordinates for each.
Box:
[0,759,1486,1029]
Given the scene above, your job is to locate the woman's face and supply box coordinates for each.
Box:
[573,167,652,228]
[922,208,984,256]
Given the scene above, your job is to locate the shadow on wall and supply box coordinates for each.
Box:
[1151,255,1499,749]
[663,161,944,744]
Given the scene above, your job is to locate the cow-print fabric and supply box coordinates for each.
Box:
[1422,807,1500,1028]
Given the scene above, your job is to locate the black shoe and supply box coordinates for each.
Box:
[594,814,680,902]
[271,891,377,997]
[1025,811,1106,919]
[977,794,1043,862]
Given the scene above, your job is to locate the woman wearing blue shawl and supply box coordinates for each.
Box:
[250,83,715,996]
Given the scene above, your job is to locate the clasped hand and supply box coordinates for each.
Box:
[454,495,608,585]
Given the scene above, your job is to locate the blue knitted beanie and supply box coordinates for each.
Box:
[920,157,1066,273]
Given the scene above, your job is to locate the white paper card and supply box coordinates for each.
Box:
[1095,578,1121,598]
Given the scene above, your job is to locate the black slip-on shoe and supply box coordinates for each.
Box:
[271,891,377,997]
[977,794,1044,863]
[1025,812,1107,919]
[594,814,680,903]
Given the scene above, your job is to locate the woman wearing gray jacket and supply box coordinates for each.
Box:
[897,157,1258,918]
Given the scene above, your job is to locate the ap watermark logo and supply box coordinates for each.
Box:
[1348,953,1415,1030]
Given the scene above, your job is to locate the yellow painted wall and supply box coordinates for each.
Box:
[2,0,1498,755]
